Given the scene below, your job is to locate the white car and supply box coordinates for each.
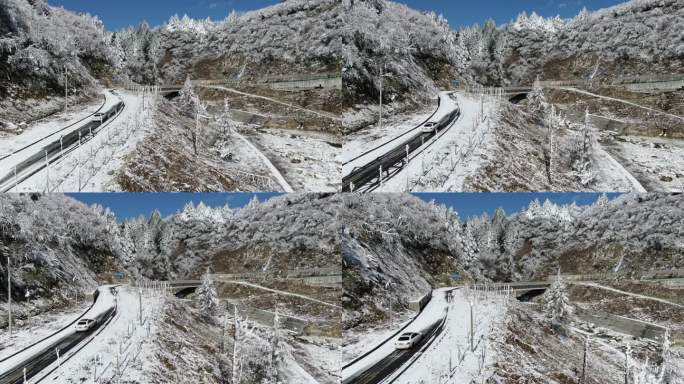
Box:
[395,332,422,349]
[420,122,437,133]
[75,319,96,332]
[92,113,105,123]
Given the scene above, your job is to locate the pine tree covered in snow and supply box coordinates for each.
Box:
[527,77,547,115]
[542,270,573,327]
[177,75,197,115]
[196,271,219,321]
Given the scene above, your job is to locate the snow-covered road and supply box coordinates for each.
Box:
[342,287,509,384]
[341,288,449,384]
[0,286,117,384]
[591,142,647,192]
[378,92,497,192]
[6,89,151,192]
[342,92,457,178]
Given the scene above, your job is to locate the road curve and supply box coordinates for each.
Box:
[0,95,125,192]
[0,287,118,384]
[344,317,446,384]
[342,93,460,193]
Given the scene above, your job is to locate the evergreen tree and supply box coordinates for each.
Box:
[178,75,197,115]
[197,270,219,321]
[527,76,547,115]
[543,270,572,326]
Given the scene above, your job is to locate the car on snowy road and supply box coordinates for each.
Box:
[420,121,438,133]
[75,318,96,332]
[92,113,105,124]
[395,332,422,349]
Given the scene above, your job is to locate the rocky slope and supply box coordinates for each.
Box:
[341,193,470,327]
[0,193,126,327]
[0,0,119,125]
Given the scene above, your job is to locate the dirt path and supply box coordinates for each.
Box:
[573,282,684,308]
[556,87,684,122]
[203,86,340,121]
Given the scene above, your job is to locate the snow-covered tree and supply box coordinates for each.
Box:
[196,270,219,321]
[245,195,261,210]
[543,270,572,327]
[659,328,678,383]
[178,76,197,115]
[527,77,547,115]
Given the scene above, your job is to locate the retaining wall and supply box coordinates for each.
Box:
[408,290,432,312]
[575,307,666,341]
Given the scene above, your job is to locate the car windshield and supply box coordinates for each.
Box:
[398,336,410,340]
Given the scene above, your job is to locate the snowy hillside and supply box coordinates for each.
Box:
[123,193,341,280]
[465,193,683,281]
[0,0,118,125]
[0,194,127,327]
[341,0,467,127]
[117,0,344,86]
[462,0,684,86]
[341,194,471,327]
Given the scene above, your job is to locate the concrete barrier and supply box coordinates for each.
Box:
[409,290,432,312]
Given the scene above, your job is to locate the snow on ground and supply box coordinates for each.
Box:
[341,312,414,365]
[342,92,457,177]
[293,336,341,383]
[555,87,684,123]
[12,89,152,192]
[605,135,684,192]
[0,285,117,375]
[378,92,499,192]
[574,282,684,308]
[341,288,450,382]
[204,85,340,121]
[590,140,647,192]
[250,128,341,192]
[0,95,105,159]
[341,103,436,166]
[391,287,508,384]
[0,301,90,360]
[32,285,166,384]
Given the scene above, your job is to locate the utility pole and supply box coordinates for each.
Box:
[385,281,395,325]
[379,63,383,132]
[64,64,68,113]
[232,304,239,384]
[138,288,142,325]
[580,337,589,384]
[7,255,11,336]
[45,150,49,192]
[470,300,474,352]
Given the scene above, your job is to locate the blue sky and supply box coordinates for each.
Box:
[47,0,625,31]
[414,192,621,220]
[67,192,283,222]
[47,0,281,30]
[67,192,620,223]
[394,0,625,28]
